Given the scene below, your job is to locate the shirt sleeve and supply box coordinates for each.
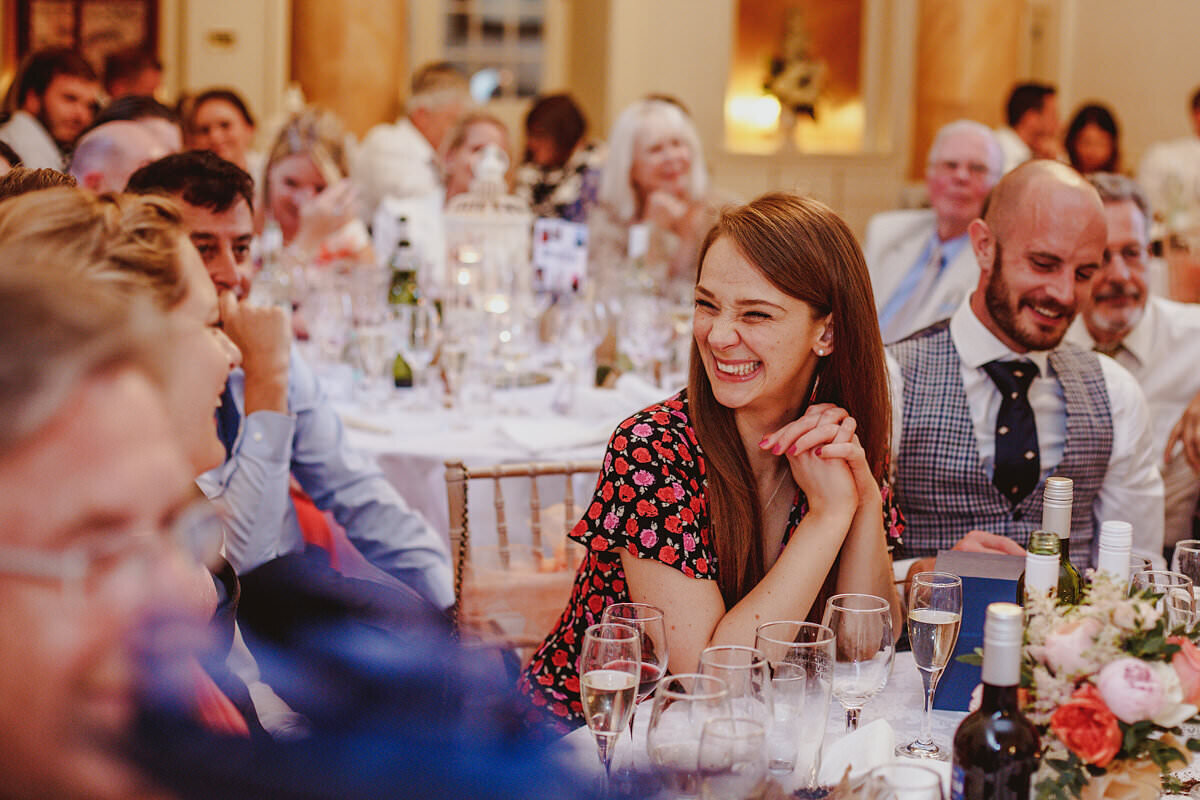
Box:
[196,409,299,575]
[885,351,905,484]
[285,351,455,609]
[1095,357,1166,568]
[570,404,715,580]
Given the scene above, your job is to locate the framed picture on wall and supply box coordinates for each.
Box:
[13,0,157,74]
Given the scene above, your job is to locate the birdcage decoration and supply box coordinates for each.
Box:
[443,145,534,312]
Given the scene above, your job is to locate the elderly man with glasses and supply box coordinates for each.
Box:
[865,119,1005,344]
[1066,172,1200,555]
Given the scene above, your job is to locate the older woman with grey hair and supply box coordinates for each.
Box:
[587,98,734,299]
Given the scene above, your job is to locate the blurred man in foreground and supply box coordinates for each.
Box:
[0,273,202,798]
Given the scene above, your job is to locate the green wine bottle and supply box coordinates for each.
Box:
[1015,531,1069,604]
[1041,477,1081,603]
[388,238,419,387]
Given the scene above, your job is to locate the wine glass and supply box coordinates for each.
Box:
[601,603,669,741]
[393,302,441,406]
[616,294,673,385]
[578,622,641,780]
[352,319,393,409]
[697,645,772,724]
[822,593,895,732]
[863,762,945,800]
[754,620,835,785]
[647,674,731,799]
[697,717,768,800]
[896,572,962,760]
[1131,570,1196,629]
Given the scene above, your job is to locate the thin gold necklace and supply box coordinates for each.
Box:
[763,467,790,511]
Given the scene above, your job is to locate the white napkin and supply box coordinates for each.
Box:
[818,718,896,785]
[614,372,669,408]
[496,416,614,454]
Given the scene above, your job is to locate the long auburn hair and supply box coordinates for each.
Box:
[686,192,891,608]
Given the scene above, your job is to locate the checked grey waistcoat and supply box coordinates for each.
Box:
[889,322,1113,569]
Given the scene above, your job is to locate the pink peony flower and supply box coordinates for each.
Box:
[1172,636,1200,705]
[1038,617,1102,676]
[1096,658,1164,724]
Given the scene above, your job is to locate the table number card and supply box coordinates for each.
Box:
[532,218,589,294]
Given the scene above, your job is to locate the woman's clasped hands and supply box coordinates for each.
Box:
[758,402,881,520]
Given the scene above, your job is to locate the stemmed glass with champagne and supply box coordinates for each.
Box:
[600,603,669,741]
[392,301,441,407]
[896,572,962,760]
[579,623,641,781]
[822,593,895,732]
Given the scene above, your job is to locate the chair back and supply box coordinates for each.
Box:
[443,459,602,655]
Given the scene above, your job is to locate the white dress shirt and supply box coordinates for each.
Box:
[888,296,1165,566]
[1138,137,1200,227]
[1067,295,1200,547]
[993,127,1032,174]
[352,117,442,216]
[0,110,63,169]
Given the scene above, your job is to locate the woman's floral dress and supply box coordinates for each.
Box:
[516,390,904,733]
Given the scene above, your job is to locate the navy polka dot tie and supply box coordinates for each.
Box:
[983,360,1040,505]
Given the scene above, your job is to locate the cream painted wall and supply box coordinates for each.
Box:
[1054,0,1200,172]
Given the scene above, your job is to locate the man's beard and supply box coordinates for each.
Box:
[983,243,1074,351]
[1087,280,1146,338]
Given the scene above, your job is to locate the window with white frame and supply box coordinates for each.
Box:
[444,0,545,101]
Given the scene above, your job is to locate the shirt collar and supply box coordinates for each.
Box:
[949,293,1050,376]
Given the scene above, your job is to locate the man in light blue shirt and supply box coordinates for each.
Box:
[865,120,1004,343]
[127,151,454,611]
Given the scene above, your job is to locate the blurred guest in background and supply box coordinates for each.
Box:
[103,47,163,101]
[1068,173,1200,553]
[994,82,1060,173]
[184,88,260,179]
[91,94,184,154]
[1065,103,1121,174]
[0,47,101,169]
[69,120,169,193]
[441,110,510,202]
[521,193,902,731]
[866,119,1003,343]
[355,61,472,215]
[889,161,1163,574]
[514,93,603,222]
[588,97,730,294]
[1138,86,1200,225]
[261,107,366,263]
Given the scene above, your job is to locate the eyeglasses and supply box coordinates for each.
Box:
[0,502,225,603]
[1102,244,1148,265]
[929,159,993,179]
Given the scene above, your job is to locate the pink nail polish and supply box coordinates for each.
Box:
[772,445,783,455]
[758,437,769,448]
[815,446,823,456]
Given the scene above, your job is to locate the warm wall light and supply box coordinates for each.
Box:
[725,94,782,154]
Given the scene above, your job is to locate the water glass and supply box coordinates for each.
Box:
[601,603,669,742]
[863,762,945,799]
[647,674,731,799]
[896,573,962,761]
[697,645,772,724]
[697,717,767,800]
[1173,540,1200,585]
[753,621,834,784]
[1131,569,1195,629]
[822,593,895,732]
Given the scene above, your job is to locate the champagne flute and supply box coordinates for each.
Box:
[601,603,669,740]
[647,674,730,800]
[697,717,767,800]
[896,572,962,760]
[579,622,641,779]
[822,593,895,732]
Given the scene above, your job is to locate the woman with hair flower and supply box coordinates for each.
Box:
[518,192,903,732]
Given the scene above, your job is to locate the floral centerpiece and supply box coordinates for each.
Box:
[1006,573,1200,799]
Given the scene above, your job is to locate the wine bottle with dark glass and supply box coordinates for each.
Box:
[1041,477,1081,603]
[951,602,1039,800]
